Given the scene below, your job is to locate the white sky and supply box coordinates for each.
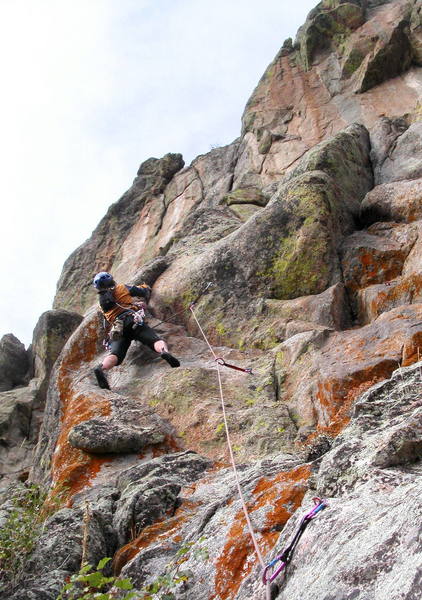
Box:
[0,0,316,347]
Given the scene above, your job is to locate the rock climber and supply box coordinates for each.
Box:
[92,271,180,389]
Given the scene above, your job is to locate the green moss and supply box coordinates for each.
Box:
[266,231,329,300]
[298,3,363,70]
[260,183,332,299]
[243,111,256,134]
[342,47,365,78]
[244,397,256,407]
[181,288,197,308]
[223,188,267,207]
[215,322,227,337]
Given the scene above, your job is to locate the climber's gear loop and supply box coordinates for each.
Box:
[262,497,328,584]
[215,357,253,375]
[132,307,145,328]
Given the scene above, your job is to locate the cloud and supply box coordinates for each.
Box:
[0,0,316,346]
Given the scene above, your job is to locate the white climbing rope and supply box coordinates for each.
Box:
[189,305,272,600]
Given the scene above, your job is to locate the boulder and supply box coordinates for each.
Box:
[0,385,37,489]
[317,360,422,496]
[410,0,422,64]
[360,178,422,225]
[370,118,422,184]
[357,274,422,324]
[312,303,422,433]
[119,455,309,596]
[0,334,29,391]
[296,0,365,71]
[68,418,165,454]
[341,221,418,316]
[113,451,211,547]
[242,283,351,350]
[223,186,268,207]
[274,302,422,440]
[286,122,373,219]
[356,221,422,323]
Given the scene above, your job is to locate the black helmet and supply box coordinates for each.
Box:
[93,272,115,290]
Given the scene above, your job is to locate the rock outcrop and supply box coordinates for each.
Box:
[0,334,29,392]
[1,1,421,600]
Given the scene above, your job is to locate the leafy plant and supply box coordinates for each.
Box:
[0,483,48,592]
[57,538,209,600]
[57,558,137,600]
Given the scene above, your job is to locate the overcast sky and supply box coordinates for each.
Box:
[0,0,316,347]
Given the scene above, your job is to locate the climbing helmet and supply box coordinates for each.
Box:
[93,272,115,290]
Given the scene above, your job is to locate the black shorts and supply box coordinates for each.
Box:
[109,313,161,365]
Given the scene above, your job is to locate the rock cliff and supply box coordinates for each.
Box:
[1,1,421,599]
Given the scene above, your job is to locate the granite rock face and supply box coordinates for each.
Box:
[31,309,83,402]
[53,153,185,313]
[1,1,422,599]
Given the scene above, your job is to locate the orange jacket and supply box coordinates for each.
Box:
[100,283,150,323]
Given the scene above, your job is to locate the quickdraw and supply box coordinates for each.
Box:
[215,357,253,375]
[262,497,328,584]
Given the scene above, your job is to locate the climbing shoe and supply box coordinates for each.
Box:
[160,352,180,368]
[94,365,110,389]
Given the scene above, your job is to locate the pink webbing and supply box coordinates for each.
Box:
[189,305,271,600]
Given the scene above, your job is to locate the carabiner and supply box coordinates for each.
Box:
[262,556,287,584]
[308,497,328,519]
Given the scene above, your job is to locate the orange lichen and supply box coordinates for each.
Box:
[402,331,422,366]
[51,389,111,496]
[312,358,398,439]
[359,274,422,323]
[214,464,311,600]
[48,317,112,502]
[346,250,407,296]
[253,465,311,550]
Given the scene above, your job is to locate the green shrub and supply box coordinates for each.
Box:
[0,484,48,592]
[57,539,209,600]
[57,558,137,600]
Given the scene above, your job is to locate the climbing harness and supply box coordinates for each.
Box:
[262,497,328,584]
